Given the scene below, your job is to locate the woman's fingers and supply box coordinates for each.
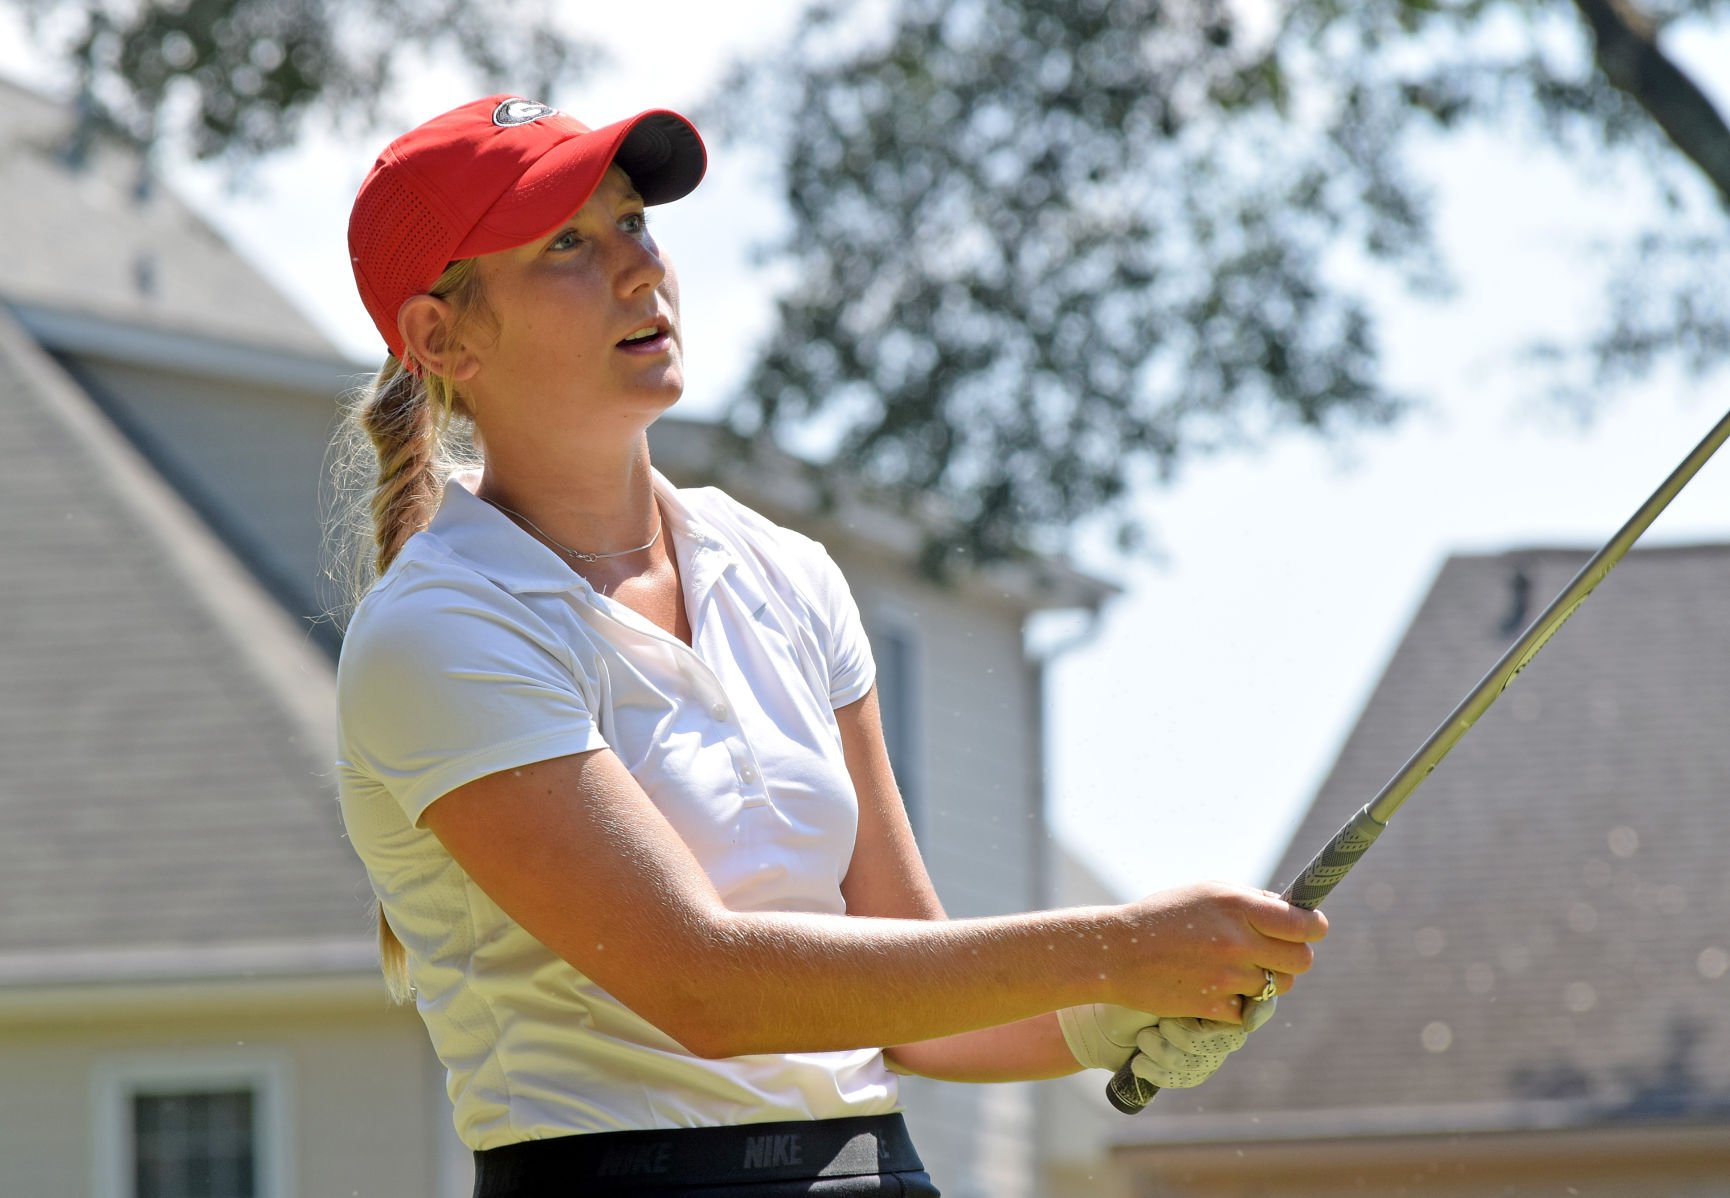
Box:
[1251,935,1318,979]
[1247,892,1330,944]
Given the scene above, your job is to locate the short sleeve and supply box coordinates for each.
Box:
[796,537,876,709]
[686,483,878,711]
[336,569,609,823]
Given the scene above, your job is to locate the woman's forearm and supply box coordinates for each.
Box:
[643,879,1320,1059]
[883,1012,1080,1082]
[649,904,1119,1059]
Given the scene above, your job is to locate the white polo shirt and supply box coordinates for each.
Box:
[335,471,899,1150]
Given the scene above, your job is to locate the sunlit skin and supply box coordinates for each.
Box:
[461,168,684,455]
[398,166,686,622]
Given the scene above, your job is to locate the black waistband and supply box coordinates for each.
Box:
[473,1113,924,1194]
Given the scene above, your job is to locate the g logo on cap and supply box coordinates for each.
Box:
[493,98,556,127]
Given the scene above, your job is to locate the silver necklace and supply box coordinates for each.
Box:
[484,498,662,563]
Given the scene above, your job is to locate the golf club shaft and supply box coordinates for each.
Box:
[1107,404,1730,1115]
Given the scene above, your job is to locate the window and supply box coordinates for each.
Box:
[94,1051,292,1198]
[870,617,923,839]
[133,1088,255,1198]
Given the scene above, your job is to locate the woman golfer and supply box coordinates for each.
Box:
[334,95,1328,1197]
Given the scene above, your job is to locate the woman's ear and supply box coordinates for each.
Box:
[398,294,480,381]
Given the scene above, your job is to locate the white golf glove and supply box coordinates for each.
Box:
[1058,998,1275,1088]
[1243,990,1278,1034]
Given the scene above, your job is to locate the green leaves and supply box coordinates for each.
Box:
[718,0,1428,562]
[23,0,596,164]
[720,0,1730,563]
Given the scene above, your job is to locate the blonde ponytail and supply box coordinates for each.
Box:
[327,259,490,1003]
[362,361,447,578]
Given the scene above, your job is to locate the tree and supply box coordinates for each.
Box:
[9,0,596,165]
[14,0,1724,564]
[714,0,1730,563]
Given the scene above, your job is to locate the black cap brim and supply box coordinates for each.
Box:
[614,111,707,206]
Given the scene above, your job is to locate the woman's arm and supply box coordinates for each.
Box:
[420,712,1325,1061]
[835,688,946,922]
[835,689,1080,1081]
[885,1015,1080,1082]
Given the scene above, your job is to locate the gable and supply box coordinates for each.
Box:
[0,306,366,984]
[1132,544,1730,1138]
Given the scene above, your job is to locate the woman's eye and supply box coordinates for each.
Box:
[548,229,581,251]
[621,211,649,235]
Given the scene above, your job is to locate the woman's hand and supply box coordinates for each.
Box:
[1102,882,1326,1022]
[1058,1004,1254,1088]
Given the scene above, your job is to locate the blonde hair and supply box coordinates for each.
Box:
[327,258,491,1002]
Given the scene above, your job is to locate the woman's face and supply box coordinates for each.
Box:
[460,165,683,446]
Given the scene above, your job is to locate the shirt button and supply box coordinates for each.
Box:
[739,765,758,784]
[710,702,729,721]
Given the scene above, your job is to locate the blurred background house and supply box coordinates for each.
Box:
[0,76,1131,1198]
[1107,542,1730,1196]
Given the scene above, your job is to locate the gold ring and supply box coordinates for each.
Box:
[1256,970,1278,1004]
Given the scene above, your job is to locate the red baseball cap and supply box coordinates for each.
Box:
[348,94,707,360]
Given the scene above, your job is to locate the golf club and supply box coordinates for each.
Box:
[1108,404,1730,1114]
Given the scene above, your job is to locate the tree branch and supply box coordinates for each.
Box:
[1571,0,1730,205]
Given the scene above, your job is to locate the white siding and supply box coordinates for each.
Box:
[0,998,460,1198]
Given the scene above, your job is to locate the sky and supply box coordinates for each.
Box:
[6,4,1727,904]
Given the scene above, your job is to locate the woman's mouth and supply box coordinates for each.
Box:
[618,324,671,353]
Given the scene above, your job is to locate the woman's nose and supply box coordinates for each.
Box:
[613,232,665,296]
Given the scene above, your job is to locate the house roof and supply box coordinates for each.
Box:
[0,76,339,360]
[0,302,369,988]
[1123,544,1730,1142]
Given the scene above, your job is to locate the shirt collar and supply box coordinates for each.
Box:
[425,469,728,595]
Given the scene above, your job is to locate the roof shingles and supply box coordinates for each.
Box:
[1138,545,1730,1136]
[0,301,367,977]
[0,78,335,356]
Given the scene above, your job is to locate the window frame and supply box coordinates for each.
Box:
[868,607,925,842]
[91,1048,294,1198]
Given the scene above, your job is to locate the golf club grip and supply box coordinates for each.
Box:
[1279,804,1390,911]
[1104,806,1388,1112]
